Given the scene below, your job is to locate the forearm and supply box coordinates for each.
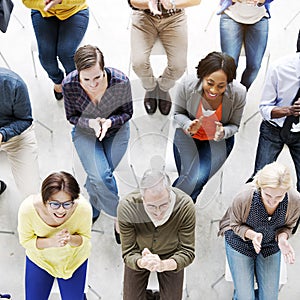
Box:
[245,229,258,240]
[277,232,288,242]
[271,106,293,119]
[0,120,32,142]
[36,237,55,249]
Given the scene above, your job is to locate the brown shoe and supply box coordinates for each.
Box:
[144,88,157,115]
[157,87,172,115]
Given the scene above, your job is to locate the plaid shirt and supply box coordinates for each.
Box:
[62,67,133,137]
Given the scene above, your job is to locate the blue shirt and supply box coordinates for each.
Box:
[62,67,133,137]
[259,53,300,127]
[0,68,33,142]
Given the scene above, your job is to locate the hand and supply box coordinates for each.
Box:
[214,121,225,141]
[148,0,162,15]
[187,117,203,135]
[53,228,70,247]
[278,236,295,264]
[98,118,112,141]
[160,0,172,10]
[44,0,62,12]
[252,232,263,254]
[89,118,102,139]
[289,99,300,117]
[138,248,162,272]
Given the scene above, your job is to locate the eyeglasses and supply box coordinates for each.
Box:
[143,196,171,213]
[48,200,74,210]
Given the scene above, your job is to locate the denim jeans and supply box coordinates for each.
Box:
[72,122,130,218]
[252,121,300,191]
[25,257,88,300]
[225,240,281,300]
[220,14,269,90]
[172,128,234,202]
[31,9,89,84]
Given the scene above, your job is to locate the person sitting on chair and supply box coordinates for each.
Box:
[0,67,40,198]
[62,45,133,244]
[127,0,201,115]
[172,51,246,203]
[118,169,195,300]
[18,171,92,299]
[219,162,300,300]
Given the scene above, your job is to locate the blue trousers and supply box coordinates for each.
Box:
[220,13,269,90]
[72,123,130,218]
[252,121,300,191]
[172,128,234,202]
[226,241,280,300]
[25,257,88,300]
[31,9,89,84]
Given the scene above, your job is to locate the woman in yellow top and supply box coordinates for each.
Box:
[18,171,92,299]
[22,0,89,100]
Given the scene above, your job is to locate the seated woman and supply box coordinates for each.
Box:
[22,0,89,100]
[62,45,133,243]
[218,162,300,300]
[218,0,273,90]
[18,171,92,300]
[172,51,247,203]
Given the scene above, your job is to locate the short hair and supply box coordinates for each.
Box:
[74,44,105,73]
[140,169,171,197]
[253,162,292,191]
[41,171,80,204]
[196,51,237,83]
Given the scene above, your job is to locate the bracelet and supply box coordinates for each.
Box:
[170,0,176,10]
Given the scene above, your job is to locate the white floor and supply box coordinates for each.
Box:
[0,0,300,299]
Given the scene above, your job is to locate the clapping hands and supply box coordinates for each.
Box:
[53,228,70,247]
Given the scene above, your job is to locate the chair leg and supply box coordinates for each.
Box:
[0,51,10,69]
[243,110,260,126]
[31,49,38,78]
[211,274,225,289]
[35,119,53,135]
[90,10,101,29]
[284,10,300,30]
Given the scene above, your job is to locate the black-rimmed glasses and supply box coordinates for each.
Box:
[48,200,74,210]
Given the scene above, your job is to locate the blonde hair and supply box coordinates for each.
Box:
[253,162,292,191]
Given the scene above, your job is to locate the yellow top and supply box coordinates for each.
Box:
[22,0,88,20]
[18,194,92,279]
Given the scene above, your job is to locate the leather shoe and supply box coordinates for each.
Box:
[0,180,7,195]
[114,226,121,244]
[157,87,172,115]
[144,88,157,115]
[54,89,63,101]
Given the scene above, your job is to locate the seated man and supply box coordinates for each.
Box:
[0,68,40,197]
[128,0,201,115]
[118,169,195,300]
